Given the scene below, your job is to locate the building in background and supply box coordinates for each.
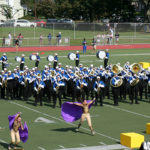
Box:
[0,0,24,21]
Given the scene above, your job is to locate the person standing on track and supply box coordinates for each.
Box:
[82,38,87,54]
[73,98,95,135]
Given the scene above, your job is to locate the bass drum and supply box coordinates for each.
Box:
[47,55,54,62]
[96,50,106,59]
[29,55,36,61]
[68,53,76,60]
[15,56,21,62]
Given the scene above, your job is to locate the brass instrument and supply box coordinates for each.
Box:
[110,77,123,87]
[97,84,101,96]
[130,77,139,86]
[51,70,55,77]
[1,78,5,88]
[112,64,123,74]
[56,85,59,94]
[37,85,41,94]
[5,80,7,88]
[130,63,141,74]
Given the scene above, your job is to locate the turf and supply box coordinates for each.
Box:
[0,48,150,150]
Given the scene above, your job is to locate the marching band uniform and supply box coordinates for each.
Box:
[6,71,15,100]
[104,49,109,69]
[93,77,105,106]
[53,53,58,69]
[20,55,25,71]
[0,71,7,99]
[75,51,80,67]
[34,76,45,106]
[111,75,121,106]
[53,77,65,108]
[1,53,8,70]
[35,53,40,68]
[128,74,139,104]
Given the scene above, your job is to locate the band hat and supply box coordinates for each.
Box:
[14,69,17,71]
[90,64,93,67]
[58,63,62,65]
[97,76,100,78]
[8,70,11,73]
[37,74,41,78]
[66,65,69,67]
[1,70,4,73]
[55,53,58,55]
[37,53,39,55]
[22,54,25,57]
[76,51,79,53]
[3,53,6,55]
[16,66,19,68]
[45,65,48,68]
[20,71,24,74]
[48,63,51,66]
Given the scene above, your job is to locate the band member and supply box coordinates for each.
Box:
[20,54,25,71]
[111,74,122,106]
[8,112,28,150]
[75,51,80,67]
[34,74,45,106]
[73,98,95,135]
[53,76,65,108]
[93,76,105,106]
[56,32,61,46]
[53,53,58,69]
[82,38,87,54]
[104,49,109,69]
[115,32,119,45]
[1,53,8,70]
[35,53,40,68]
[0,70,7,99]
[6,70,15,100]
[128,74,139,104]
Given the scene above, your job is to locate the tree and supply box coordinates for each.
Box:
[36,0,56,19]
[139,0,150,22]
[0,5,13,20]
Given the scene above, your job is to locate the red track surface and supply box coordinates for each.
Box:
[0,44,150,52]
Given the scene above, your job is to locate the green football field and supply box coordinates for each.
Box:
[0,48,150,150]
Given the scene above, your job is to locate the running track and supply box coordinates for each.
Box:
[0,44,150,52]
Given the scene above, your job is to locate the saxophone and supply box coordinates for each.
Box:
[56,85,59,94]
[24,78,28,87]
[97,83,101,96]
[5,80,7,88]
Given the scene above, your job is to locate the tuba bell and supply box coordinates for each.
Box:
[112,64,123,74]
[130,63,141,74]
[110,76,123,87]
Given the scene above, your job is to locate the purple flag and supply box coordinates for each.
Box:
[61,100,94,122]
[8,113,28,143]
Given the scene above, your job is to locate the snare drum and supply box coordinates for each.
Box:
[47,55,54,62]
[68,53,76,60]
[29,55,37,61]
[96,51,106,59]
[15,56,21,62]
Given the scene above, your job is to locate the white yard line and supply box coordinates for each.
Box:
[104,104,150,119]
[9,101,119,142]
[99,142,106,145]
[38,146,46,150]
[6,52,150,60]
[0,139,7,144]
[56,144,129,150]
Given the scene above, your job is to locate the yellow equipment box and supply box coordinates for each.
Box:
[146,123,150,134]
[120,132,144,148]
[139,62,150,69]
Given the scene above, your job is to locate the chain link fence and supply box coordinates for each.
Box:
[0,23,150,47]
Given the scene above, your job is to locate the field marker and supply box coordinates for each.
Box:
[80,144,87,147]
[38,146,46,150]
[104,104,150,119]
[0,139,7,144]
[9,101,119,142]
[34,117,56,124]
[58,145,65,149]
[99,142,106,145]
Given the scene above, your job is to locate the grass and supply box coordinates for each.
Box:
[0,48,150,150]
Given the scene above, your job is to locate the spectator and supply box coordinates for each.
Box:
[115,32,120,45]
[8,32,12,46]
[17,33,23,47]
[2,36,5,47]
[13,34,16,46]
[56,32,61,46]
[39,34,43,46]
[91,38,96,53]
[47,33,52,45]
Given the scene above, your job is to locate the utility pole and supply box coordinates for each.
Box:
[34,0,37,20]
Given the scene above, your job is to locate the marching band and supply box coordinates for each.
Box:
[0,52,149,107]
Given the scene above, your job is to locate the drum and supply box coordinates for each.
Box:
[15,56,21,62]
[96,51,106,59]
[47,55,54,62]
[29,55,36,61]
[68,53,76,60]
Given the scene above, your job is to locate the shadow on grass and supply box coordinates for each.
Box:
[0,142,9,149]
[51,127,91,135]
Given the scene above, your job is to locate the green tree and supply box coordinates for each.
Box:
[0,5,12,20]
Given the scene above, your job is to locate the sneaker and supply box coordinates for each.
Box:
[75,128,79,132]
[91,131,95,135]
